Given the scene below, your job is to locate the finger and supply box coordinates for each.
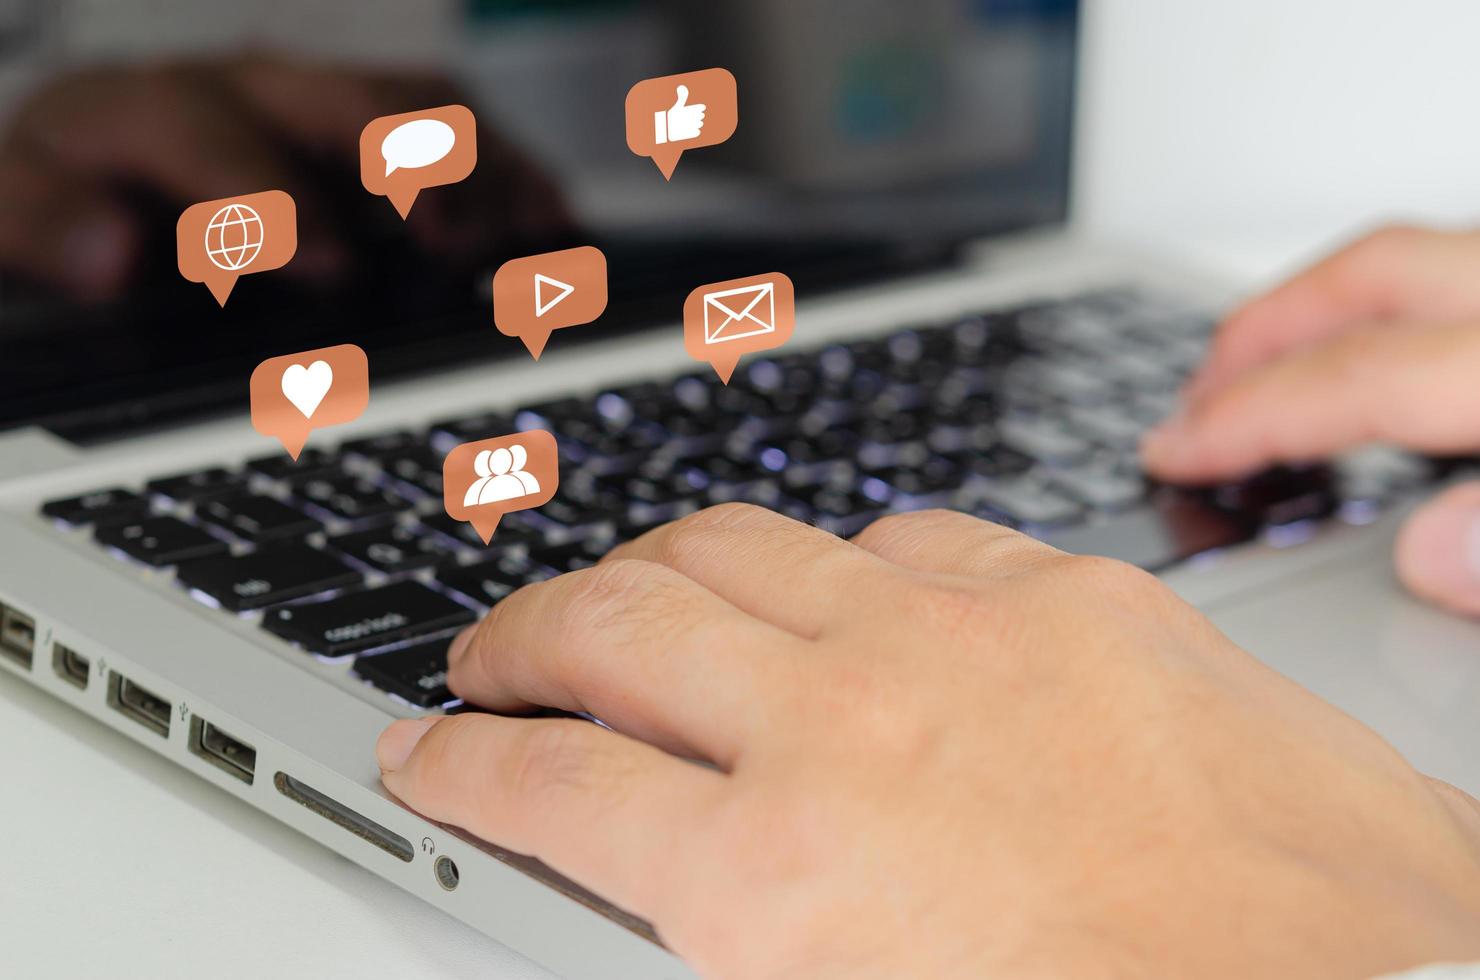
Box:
[1143,319,1480,483]
[1186,225,1480,401]
[378,713,726,924]
[0,153,139,298]
[9,64,346,274]
[1395,482,1480,618]
[672,84,690,107]
[447,557,803,767]
[849,509,1064,579]
[601,503,898,638]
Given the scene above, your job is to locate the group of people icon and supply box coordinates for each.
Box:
[463,444,541,507]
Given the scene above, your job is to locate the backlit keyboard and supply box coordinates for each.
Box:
[40,289,1441,712]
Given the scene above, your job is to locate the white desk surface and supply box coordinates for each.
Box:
[0,240,1335,980]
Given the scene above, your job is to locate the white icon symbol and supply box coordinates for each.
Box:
[703,281,776,345]
[653,84,706,145]
[204,203,264,271]
[281,360,334,419]
[381,118,456,177]
[533,273,575,318]
[464,445,541,507]
[234,579,270,597]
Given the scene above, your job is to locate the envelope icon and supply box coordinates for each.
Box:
[703,281,776,345]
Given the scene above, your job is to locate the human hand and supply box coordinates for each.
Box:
[0,55,569,299]
[1141,225,1480,616]
[376,505,1480,979]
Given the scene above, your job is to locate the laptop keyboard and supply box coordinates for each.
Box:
[38,288,1441,712]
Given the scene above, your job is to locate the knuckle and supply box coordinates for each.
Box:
[504,721,633,812]
[1059,553,1172,606]
[906,578,995,639]
[555,559,693,639]
[652,503,768,564]
[851,508,952,551]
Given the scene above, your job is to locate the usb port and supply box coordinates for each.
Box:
[189,717,256,784]
[0,602,36,668]
[107,672,171,737]
[52,643,90,690]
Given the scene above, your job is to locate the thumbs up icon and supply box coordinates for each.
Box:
[654,85,707,145]
[626,68,737,180]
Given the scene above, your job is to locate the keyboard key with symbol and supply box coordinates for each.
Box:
[41,488,150,527]
[262,580,476,657]
[329,524,458,574]
[95,516,228,567]
[198,492,321,543]
[176,545,361,611]
[354,638,457,707]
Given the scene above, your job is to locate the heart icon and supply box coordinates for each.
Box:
[281,360,334,419]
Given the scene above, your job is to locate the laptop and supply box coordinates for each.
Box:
[2,3,1478,978]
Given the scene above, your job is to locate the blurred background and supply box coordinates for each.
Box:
[1078,0,1480,273]
[0,0,1477,434]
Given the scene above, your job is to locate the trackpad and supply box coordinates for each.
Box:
[1199,546,1480,795]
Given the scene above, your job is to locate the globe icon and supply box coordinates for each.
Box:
[203,203,265,271]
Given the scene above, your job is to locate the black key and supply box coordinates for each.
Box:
[339,430,420,459]
[419,511,548,550]
[1043,489,1253,572]
[379,448,445,495]
[329,524,458,573]
[1209,466,1336,527]
[862,457,967,498]
[354,639,456,707]
[262,580,475,657]
[291,474,406,522]
[146,467,241,502]
[969,477,1083,528]
[529,537,608,573]
[198,492,321,542]
[428,412,516,447]
[439,555,549,605]
[41,488,150,527]
[244,448,338,481]
[537,489,616,529]
[95,516,228,567]
[176,544,361,611]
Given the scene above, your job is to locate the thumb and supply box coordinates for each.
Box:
[671,84,690,109]
[1394,482,1480,617]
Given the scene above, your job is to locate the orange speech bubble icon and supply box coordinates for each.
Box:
[250,344,370,459]
[360,104,477,219]
[442,431,560,545]
[683,272,795,384]
[492,246,608,359]
[177,190,297,306]
[625,68,738,180]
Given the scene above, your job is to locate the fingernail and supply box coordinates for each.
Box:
[447,624,476,668]
[1396,499,1480,614]
[376,717,439,774]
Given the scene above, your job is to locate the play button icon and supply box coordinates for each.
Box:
[533,273,575,318]
[493,246,608,359]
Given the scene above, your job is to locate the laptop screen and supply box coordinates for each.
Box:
[0,0,1078,439]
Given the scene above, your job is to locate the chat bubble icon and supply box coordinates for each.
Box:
[382,118,456,176]
[493,246,608,359]
[442,430,560,545]
[683,272,795,384]
[625,68,738,180]
[360,104,477,218]
[250,344,369,459]
[177,189,297,306]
